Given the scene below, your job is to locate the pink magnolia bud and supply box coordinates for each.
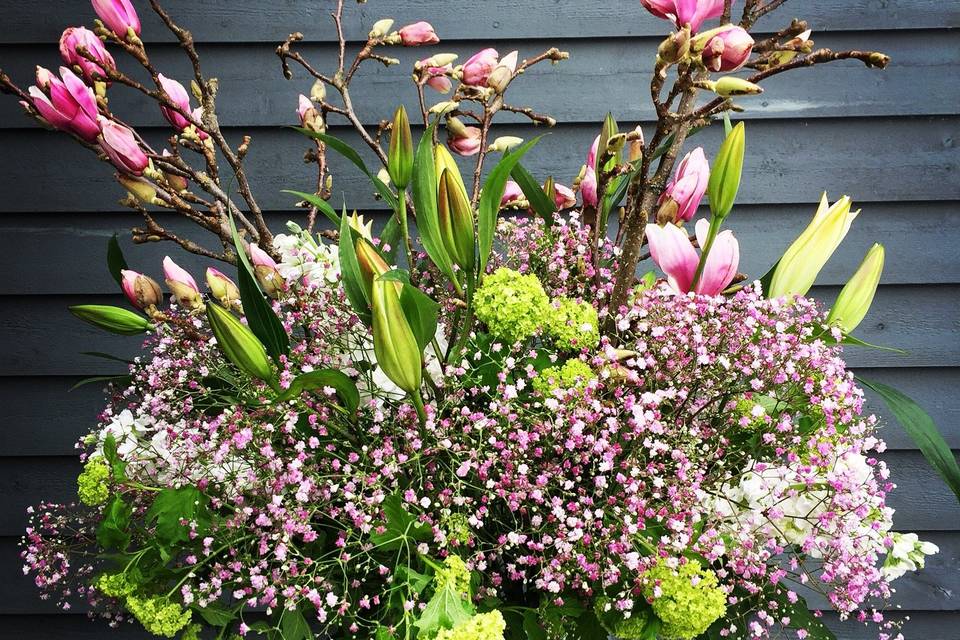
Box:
[461,48,499,86]
[91,0,141,39]
[398,21,439,46]
[487,50,518,93]
[98,116,148,175]
[206,267,241,309]
[580,167,598,208]
[553,183,577,210]
[586,135,600,170]
[419,59,453,93]
[501,180,525,207]
[28,66,101,141]
[120,269,162,310]
[59,27,116,83]
[640,0,725,34]
[702,26,754,72]
[297,94,325,132]
[163,256,203,310]
[157,74,193,131]
[657,147,709,223]
[446,124,482,157]
[249,244,285,298]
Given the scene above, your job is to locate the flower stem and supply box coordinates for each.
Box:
[691,216,721,292]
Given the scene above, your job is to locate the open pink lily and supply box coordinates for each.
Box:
[645,218,739,295]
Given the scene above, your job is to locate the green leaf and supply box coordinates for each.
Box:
[228,214,290,361]
[146,486,211,547]
[283,190,340,227]
[571,610,607,640]
[106,234,128,287]
[478,138,541,276]
[69,305,151,335]
[69,375,131,391]
[296,129,397,210]
[380,271,440,352]
[833,333,906,353]
[102,434,127,481]
[380,213,403,264]
[523,611,547,640]
[280,608,312,640]
[411,120,458,285]
[96,495,132,550]
[397,565,433,595]
[193,604,236,627]
[723,112,734,137]
[414,584,475,638]
[278,369,360,415]
[338,208,372,322]
[375,626,397,640]
[758,258,779,296]
[858,378,960,502]
[510,163,556,224]
[370,493,432,551]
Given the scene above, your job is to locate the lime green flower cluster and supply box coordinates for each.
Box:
[435,610,506,640]
[180,625,202,640]
[435,555,471,597]
[77,458,111,506]
[474,268,551,344]
[532,359,596,395]
[95,572,137,598]
[125,595,193,638]
[643,560,726,640]
[547,297,599,351]
[443,512,471,545]
[594,597,651,640]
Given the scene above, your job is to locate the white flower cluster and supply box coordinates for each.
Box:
[881,532,939,580]
[273,222,341,288]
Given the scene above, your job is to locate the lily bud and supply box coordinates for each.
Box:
[706,121,745,220]
[488,136,523,153]
[206,267,241,309]
[768,194,859,298]
[398,21,439,46]
[711,76,763,97]
[297,94,324,133]
[657,26,691,64]
[206,301,274,383]
[371,277,423,394]
[701,26,754,72]
[486,50,518,94]
[59,27,116,83]
[98,116,149,175]
[70,304,151,335]
[91,0,141,40]
[163,256,204,311]
[158,74,193,131]
[369,18,395,39]
[445,119,482,157]
[434,144,471,213]
[117,174,158,205]
[388,105,414,189]
[355,237,392,298]
[827,243,884,333]
[348,211,375,241]
[460,48,499,86]
[657,147,709,223]
[438,168,476,271]
[249,244,284,298]
[120,269,162,310]
[28,66,101,141]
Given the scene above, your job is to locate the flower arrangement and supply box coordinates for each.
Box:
[3,1,958,640]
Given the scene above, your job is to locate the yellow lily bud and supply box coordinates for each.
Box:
[371,277,423,394]
[768,193,860,298]
[388,105,414,189]
[437,168,476,271]
[355,237,393,298]
[827,243,884,333]
[434,144,469,200]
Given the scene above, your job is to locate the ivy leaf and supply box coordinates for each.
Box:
[106,234,128,287]
[370,493,432,551]
[280,608,313,640]
[146,486,211,547]
[96,495,132,550]
[413,584,475,638]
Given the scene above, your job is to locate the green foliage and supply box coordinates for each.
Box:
[414,584,475,638]
[146,486,211,547]
[106,233,128,287]
[370,493,433,551]
[283,189,340,227]
[96,495,132,550]
[278,368,360,414]
[338,207,373,322]
[280,607,313,640]
[510,163,556,224]
[296,129,397,209]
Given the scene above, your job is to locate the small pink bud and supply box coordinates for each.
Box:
[297,94,325,132]
[486,50,518,93]
[553,183,577,210]
[162,256,203,310]
[702,26,755,72]
[249,244,285,298]
[398,21,439,46]
[91,0,141,39]
[157,74,193,131]
[500,180,524,207]
[461,48,499,86]
[59,27,116,83]
[657,147,710,223]
[28,67,101,141]
[446,124,482,157]
[98,116,148,175]
[120,269,162,310]
[206,267,241,308]
[419,59,453,93]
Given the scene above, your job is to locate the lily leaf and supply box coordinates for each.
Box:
[282,189,340,227]
[278,369,360,415]
[511,162,556,224]
[295,128,397,209]
[106,234,128,287]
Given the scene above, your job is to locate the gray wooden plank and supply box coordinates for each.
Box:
[0,284,954,376]
[1,201,956,296]
[2,367,954,457]
[2,30,957,128]
[825,612,960,640]
[0,0,955,44]
[0,117,956,214]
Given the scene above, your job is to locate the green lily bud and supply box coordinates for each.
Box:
[355,236,393,299]
[437,168,476,271]
[434,144,469,201]
[768,193,860,298]
[371,277,423,394]
[595,112,620,174]
[69,304,152,335]
[707,121,745,220]
[711,76,764,97]
[827,243,885,333]
[206,302,275,383]
[387,105,414,189]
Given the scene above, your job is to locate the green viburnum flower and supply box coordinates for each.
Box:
[435,555,471,598]
[643,560,726,640]
[125,595,193,638]
[435,610,507,640]
[547,297,599,351]
[474,268,550,344]
[95,572,137,598]
[77,459,111,506]
[180,624,202,640]
[443,513,472,545]
[594,597,650,640]
[532,359,596,396]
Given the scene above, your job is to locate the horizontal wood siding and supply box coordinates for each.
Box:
[0,1,956,638]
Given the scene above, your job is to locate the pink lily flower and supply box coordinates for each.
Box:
[645,218,739,295]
